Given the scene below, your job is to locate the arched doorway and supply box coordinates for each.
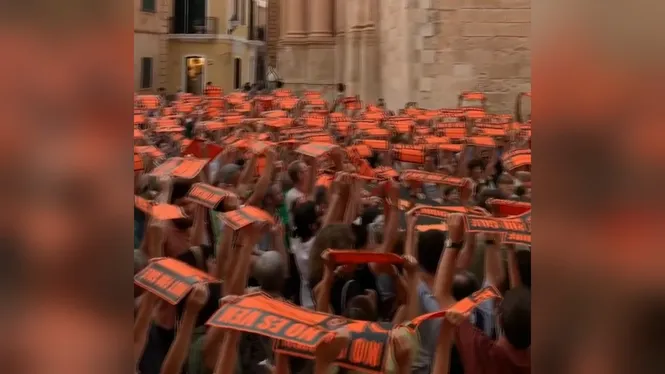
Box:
[184,55,206,94]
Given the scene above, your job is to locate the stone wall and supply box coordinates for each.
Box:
[410,0,531,112]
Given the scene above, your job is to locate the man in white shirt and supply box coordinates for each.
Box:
[284,160,308,225]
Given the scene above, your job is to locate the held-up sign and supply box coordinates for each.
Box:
[325,250,405,265]
[207,292,351,347]
[149,157,210,180]
[186,183,236,211]
[485,198,531,217]
[464,214,531,245]
[134,196,187,220]
[275,321,392,374]
[219,205,275,231]
[295,142,339,158]
[406,286,501,328]
[134,257,220,305]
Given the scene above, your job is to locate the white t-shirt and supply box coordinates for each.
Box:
[284,187,305,225]
[290,236,315,309]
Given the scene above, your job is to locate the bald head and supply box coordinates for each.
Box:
[254,251,286,294]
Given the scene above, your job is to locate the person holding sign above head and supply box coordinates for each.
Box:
[132,87,533,374]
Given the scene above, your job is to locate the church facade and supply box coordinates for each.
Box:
[274,0,530,112]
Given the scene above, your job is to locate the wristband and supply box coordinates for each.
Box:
[448,241,464,250]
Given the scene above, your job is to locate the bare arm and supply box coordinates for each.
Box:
[238,155,257,186]
[314,252,336,314]
[378,181,401,254]
[430,321,455,374]
[433,214,465,308]
[160,284,209,374]
[505,244,522,288]
[484,234,505,289]
[246,147,277,207]
[133,293,159,366]
[455,231,476,269]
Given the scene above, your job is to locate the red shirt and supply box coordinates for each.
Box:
[455,319,530,374]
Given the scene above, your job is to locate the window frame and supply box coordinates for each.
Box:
[140,57,153,89]
[141,0,156,13]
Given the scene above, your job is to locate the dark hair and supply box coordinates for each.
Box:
[476,188,506,211]
[514,185,526,197]
[367,152,380,168]
[443,186,456,198]
[337,83,346,92]
[292,201,318,242]
[309,224,356,286]
[467,159,484,173]
[206,81,212,85]
[344,295,377,322]
[288,162,303,184]
[170,181,192,204]
[452,270,480,301]
[276,80,284,88]
[500,286,531,349]
[416,230,446,275]
[516,250,531,289]
[314,186,328,206]
[352,207,381,249]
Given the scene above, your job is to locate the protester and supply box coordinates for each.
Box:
[134,87,531,374]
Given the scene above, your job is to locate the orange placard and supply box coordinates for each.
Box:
[295,142,338,158]
[134,114,145,125]
[398,199,413,211]
[219,205,275,231]
[250,141,271,155]
[150,157,209,179]
[400,171,466,187]
[207,292,350,347]
[416,224,448,232]
[486,198,532,217]
[275,320,392,374]
[186,183,236,210]
[154,125,186,133]
[442,128,467,139]
[134,154,144,173]
[502,149,531,170]
[464,215,531,245]
[393,148,425,164]
[466,136,496,148]
[362,128,391,138]
[406,286,501,328]
[316,174,333,188]
[182,139,222,160]
[135,145,165,160]
[373,166,398,179]
[134,257,220,305]
[302,115,326,127]
[361,139,389,151]
[325,250,404,265]
[347,144,373,158]
[134,196,187,220]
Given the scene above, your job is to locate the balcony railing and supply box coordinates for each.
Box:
[169,17,218,35]
[250,26,266,41]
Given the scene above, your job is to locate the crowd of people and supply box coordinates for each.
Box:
[133,82,532,374]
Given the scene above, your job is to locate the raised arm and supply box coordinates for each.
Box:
[246,147,277,207]
[314,250,336,314]
[133,293,159,367]
[433,213,466,308]
[505,244,522,288]
[378,181,400,254]
[430,319,455,374]
[483,233,505,289]
[160,284,209,374]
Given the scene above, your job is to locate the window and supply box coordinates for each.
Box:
[234,58,242,89]
[240,0,246,25]
[141,58,153,89]
[141,0,156,12]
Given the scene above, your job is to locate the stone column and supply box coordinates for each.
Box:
[309,0,333,38]
[359,0,379,102]
[285,0,306,38]
[344,0,362,95]
[334,0,346,85]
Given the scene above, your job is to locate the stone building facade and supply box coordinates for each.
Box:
[275,0,530,112]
